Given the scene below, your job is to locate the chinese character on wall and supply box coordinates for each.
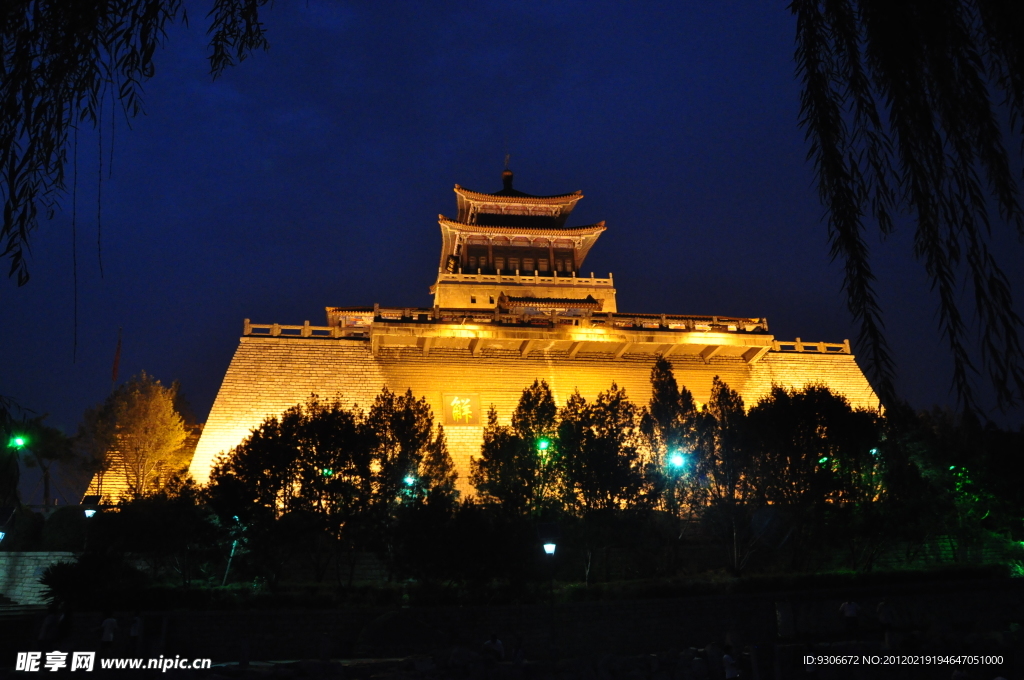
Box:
[443,394,481,426]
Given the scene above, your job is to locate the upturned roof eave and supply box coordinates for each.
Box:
[438,216,606,237]
[454,184,583,204]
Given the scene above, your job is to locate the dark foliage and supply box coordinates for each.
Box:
[1,0,271,284]
[792,0,1024,410]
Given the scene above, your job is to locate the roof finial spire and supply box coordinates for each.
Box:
[502,153,513,191]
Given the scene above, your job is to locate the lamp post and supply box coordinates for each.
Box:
[537,522,560,654]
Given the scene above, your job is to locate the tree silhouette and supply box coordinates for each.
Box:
[640,357,701,514]
[792,0,1024,410]
[558,384,644,514]
[1,0,272,284]
[471,380,558,516]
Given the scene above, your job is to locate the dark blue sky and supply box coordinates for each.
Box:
[4,0,1021,439]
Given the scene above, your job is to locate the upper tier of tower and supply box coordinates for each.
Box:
[436,170,606,276]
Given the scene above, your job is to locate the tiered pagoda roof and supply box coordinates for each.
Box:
[437,170,606,272]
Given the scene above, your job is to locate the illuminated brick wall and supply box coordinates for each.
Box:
[188,337,878,489]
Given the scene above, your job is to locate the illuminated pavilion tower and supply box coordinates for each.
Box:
[431,169,615,314]
[187,171,878,489]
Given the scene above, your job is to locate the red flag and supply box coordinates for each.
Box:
[111,327,122,385]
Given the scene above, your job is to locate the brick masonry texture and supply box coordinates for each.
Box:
[0,551,76,605]
[188,337,878,487]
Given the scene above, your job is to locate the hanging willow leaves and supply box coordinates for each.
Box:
[0,0,271,285]
[791,0,1024,410]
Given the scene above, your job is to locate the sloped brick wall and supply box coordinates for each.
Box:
[189,338,878,487]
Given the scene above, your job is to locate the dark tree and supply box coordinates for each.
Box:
[1,0,271,284]
[558,384,644,514]
[365,388,436,518]
[640,357,701,514]
[792,0,1024,410]
[418,426,459,508]
[747,384,881,507]
[471,380,558,516]
[692,377,751,509]
[745,384,883,570]
[207,395,373,525]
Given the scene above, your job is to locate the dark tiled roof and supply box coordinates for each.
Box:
[454,184,582,203]
[500,294,603,310]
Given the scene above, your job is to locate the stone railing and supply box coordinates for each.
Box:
[772,338,851,354]
[435,271,614,287]
[246,308,771,337]
[243,319,360,338]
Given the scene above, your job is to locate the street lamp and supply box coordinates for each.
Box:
[82,495,101,519]
[0,506,15,544]
[668,452,686,469]
[404,475,416,487]
[537,522,560,649]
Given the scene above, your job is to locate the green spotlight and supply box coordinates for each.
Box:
[537,438,550,452]
[8,436,26,448]
[818,457,829,464]
[322,468,334,477]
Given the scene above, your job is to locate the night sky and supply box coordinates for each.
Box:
[4,0,1023,456]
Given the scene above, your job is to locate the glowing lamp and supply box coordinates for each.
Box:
[543,543,556,555]
[668,452,686,468]
[322,468,334,477]
[537,438,550,452]
[81,495,101,518]
[870,448,879,456]
[0,531,5,543]
[404,475,416,486]
[8,436,26,448]
[818,457,829,464]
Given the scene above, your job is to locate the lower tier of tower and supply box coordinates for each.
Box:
[187,335,879,489]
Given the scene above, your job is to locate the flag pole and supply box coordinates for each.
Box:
[111,326,122,393]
